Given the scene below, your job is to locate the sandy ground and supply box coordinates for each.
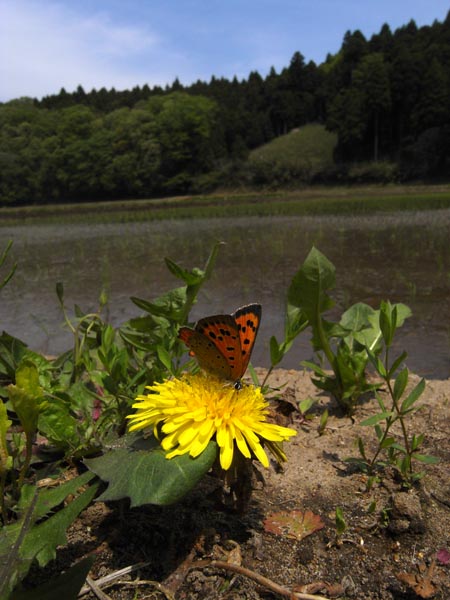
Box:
[23,368,450,600]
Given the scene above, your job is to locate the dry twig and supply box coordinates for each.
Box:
[193,559,331,600]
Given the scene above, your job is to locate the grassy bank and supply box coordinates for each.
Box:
[1,184,450,225]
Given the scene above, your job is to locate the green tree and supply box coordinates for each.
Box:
[353,53,391,161]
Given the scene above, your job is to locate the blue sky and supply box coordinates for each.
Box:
[1,0,449,102]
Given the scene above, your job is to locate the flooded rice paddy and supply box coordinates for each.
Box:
[1,208,449,378]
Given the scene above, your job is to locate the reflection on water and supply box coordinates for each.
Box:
[1,210,449,378]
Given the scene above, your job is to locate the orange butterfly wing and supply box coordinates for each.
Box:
[178,314,238,380]
[232,303,262,377]
[178,303,262,383]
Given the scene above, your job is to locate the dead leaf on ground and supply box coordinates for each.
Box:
[263,509,325,541]
[396,559,437,598]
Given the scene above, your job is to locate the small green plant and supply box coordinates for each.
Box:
[289,246,410,414]
[0,243,224,596]
[355,301,439,486]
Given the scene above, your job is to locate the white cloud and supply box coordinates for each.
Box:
[0,1,170,101]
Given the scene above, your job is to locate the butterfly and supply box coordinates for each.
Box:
[178,303,262,389]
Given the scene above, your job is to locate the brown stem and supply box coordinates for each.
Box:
[193,559,331,600]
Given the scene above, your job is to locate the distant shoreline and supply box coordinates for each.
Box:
[1,183,450,225]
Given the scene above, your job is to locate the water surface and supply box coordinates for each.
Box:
[1,210,449,378]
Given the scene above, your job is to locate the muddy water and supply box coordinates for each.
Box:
[1,209,449,378]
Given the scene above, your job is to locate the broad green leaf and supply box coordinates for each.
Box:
[287,247,335,341]
[12,556,95,600]
[85,441,217,506]
[340,302,375,334]
[38,401,81,451]
[401,378,425,413]
[8,361,44,436]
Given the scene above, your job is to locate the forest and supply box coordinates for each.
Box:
[0,12,449,205]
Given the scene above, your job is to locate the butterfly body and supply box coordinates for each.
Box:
[178,303,261,387]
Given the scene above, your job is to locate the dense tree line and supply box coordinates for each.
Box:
[1,12,449,205]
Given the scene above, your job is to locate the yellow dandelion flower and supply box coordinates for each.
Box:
[127,373,297,470]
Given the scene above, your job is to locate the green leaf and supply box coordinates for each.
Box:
[413,454,439,464]
[335,507,347,535]
[164,257,204,285]
[393,368,408,401]
[340,302,375,334]
[8,361,44,436]
[401,378,425,413]
[38,400,81,452]
[298,397,315,415]
[301,360,327,377]
[0,401,13,472]
[269,336,283,366]
[387,351,408,378]
[16,471,96,520]
[156,345,173,372]
[288,246,335,313]
[366,349,387,378]
[85,440,217,506]
[0,473,98,599]
[12,556,95,600]
[357,436,366,459]
[380,437,396,449]
[360,411,394,426]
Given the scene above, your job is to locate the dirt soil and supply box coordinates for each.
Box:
[24,369,450,600]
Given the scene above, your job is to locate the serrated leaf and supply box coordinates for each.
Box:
[263,509,325,540]
[85,441,217,507]
[16,471,95,519]
[0,474,98,599]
